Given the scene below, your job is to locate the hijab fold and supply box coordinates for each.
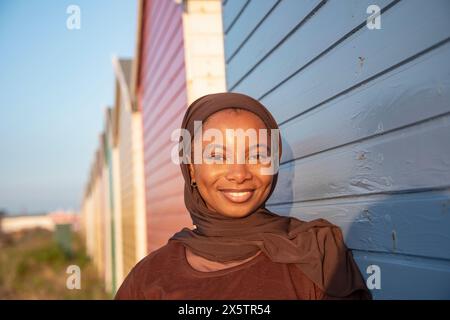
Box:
[169,92,369,298]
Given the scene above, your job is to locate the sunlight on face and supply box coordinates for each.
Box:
[188,109,274,218]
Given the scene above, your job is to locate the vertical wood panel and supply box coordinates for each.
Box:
[139,0,191,254]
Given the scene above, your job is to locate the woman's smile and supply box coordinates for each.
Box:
[218,189,255,203]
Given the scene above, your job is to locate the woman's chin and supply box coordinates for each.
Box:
[215,206,255,219]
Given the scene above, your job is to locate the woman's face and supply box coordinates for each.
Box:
[188,109,275,218]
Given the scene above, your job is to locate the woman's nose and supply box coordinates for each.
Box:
[225,164,252,183]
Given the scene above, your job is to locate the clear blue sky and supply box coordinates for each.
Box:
[0,0,137,214]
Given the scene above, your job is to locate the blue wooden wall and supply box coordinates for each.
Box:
[222,0,450,299]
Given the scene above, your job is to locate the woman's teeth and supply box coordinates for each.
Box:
[220,190,254,203]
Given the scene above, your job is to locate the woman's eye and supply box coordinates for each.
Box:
[249,153,268,161]
[208,153,224,160]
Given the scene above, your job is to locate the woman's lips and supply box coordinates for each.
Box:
[219,189,255,203]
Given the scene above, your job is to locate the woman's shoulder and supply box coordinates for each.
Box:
[131,240,184,276]
[115,241,184,299]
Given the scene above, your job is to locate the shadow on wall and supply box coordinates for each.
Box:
[267,136,450,299]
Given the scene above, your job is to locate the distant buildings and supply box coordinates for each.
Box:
[0,210,78,234]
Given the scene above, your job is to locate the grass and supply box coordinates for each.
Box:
[0,228,111,299]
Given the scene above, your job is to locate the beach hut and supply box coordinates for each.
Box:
[134,0,226,253]
[113,57,148,280]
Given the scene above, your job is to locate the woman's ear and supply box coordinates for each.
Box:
[188,163,195,182]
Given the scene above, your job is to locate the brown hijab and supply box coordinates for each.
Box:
[169,92,369,298]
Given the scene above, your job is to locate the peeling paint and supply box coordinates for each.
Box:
[380,176,393,187]
[391,230,397,251]
[350,178,376,192]
[375,121,384,133]
[358,56,365,67]
[362,208,373,223]
[357,152,367,160]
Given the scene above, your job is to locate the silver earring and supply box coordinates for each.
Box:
[191,181,197,188]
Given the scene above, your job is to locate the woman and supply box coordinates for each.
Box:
[115,92,371,300]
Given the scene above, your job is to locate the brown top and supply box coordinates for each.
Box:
[115,241,371,300]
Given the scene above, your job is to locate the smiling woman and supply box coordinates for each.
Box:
[188,108,275,219]
[115,92,371,300]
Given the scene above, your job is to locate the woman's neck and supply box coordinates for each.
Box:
[185,247,262,272]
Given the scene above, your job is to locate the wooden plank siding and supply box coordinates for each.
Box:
[119,102,138,278]
[101,133,113,293]
[94,149,105,278]
[103,109,119,293]
[137,0,226,253]
[222,0,450,299]
[138,0,191,254]
[114,58,148,279]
